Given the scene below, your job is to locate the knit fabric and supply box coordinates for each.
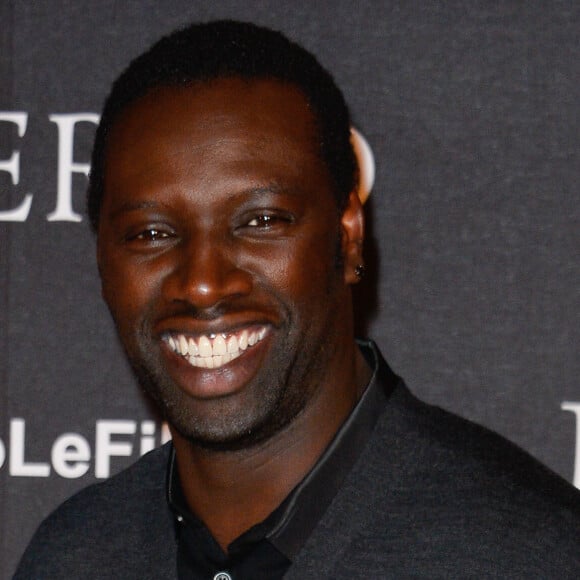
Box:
[15,352,580,578]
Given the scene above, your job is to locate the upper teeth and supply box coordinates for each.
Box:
[165,327,267,369]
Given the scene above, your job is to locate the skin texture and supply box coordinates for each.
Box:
[97,78,369,549]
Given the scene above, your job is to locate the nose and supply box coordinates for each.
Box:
[163,234,253,310]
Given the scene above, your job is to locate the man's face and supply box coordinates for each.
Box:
[97,78,363,449]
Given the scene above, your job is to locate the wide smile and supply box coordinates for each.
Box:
[163,326,268,370]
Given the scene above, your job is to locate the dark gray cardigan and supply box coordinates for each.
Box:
[15,355,580,578]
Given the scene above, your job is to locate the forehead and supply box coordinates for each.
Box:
[102,78,335,205]
[107,78,321,164]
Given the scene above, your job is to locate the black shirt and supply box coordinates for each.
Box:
[168,341,397,580]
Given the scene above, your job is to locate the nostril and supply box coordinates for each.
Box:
[162,249,253,310]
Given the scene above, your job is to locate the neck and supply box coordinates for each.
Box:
[170,341,371,551]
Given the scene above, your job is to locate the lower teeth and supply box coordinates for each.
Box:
[187,351,241,368]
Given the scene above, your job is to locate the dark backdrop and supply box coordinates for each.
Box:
[1,1,578,577]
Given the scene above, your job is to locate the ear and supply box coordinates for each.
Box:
[341,190,365,285]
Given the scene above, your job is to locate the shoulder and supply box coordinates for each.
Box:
[285,369,580,576]
[29,441,172,530]
[358,344,580,527]
[14,443,176,579]
[377,383,580,509]
[345,382,580,573]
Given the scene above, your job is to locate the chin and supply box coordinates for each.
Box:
[133,354,305,452]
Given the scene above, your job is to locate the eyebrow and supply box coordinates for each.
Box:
[237,184,292,198]
[106,183,299,220]
[107,200,166,221]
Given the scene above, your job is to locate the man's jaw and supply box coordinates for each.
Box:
[163,326,268,370]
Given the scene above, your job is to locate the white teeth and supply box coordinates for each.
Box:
[186,352,241,369]
[179,335,189,356]
[188,337,198,356]
[185,350,242,369]
[198,335,212,357]
[168,326,268,369]
[227,335,239,354]
[213,334,227,356]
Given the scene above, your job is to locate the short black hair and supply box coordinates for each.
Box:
[87,20,358,231]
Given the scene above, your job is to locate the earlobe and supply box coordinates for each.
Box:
[341,191,365,285]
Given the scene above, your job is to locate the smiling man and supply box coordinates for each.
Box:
[98,78,368,458]
[16,20,580,579]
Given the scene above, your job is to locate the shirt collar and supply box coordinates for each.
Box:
[167,339,398,559]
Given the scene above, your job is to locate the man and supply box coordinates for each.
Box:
[16,20,580,579]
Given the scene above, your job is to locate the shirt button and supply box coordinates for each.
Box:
[214,573,232,580]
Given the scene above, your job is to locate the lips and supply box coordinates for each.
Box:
[163,326,268,369]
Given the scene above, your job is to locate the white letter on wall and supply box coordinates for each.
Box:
[47,113,99,222]
[52,433,91,478]
[95,420,136,479]
[9,419,50,477]
[0,112,33,221]
[562,402,580,489]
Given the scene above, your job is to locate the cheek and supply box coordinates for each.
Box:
[100,254,164,322]
[251,234,341,303]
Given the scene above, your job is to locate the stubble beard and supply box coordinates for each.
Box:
[124,314,337,452]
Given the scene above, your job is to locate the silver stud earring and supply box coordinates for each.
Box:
[354,264,366,279]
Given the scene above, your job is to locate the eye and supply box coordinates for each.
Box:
[135,228,170,240]
[243,212,294,230]
[246,215,277,228]
[126,227,175,244]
